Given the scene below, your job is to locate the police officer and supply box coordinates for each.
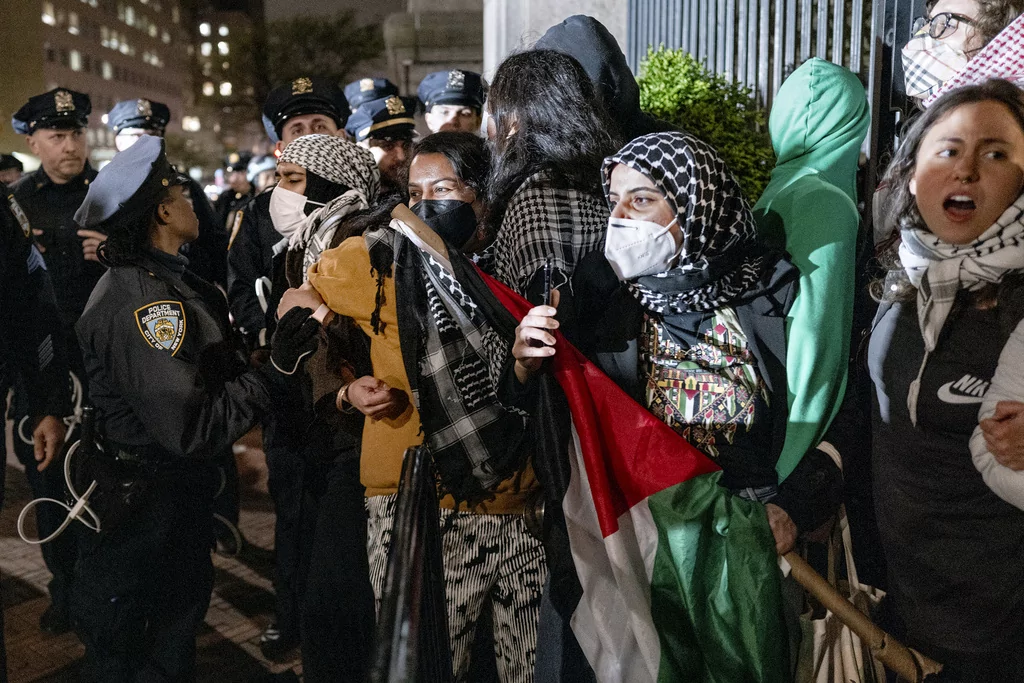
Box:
[214,152,254,232]
[9,86,97,634]
[417,69,486,134]
[345,95,418,195]
[0,154,24,185]
[344,76,399,113]
[1,187,71,681]
[72,136,318,679]
[226,75,349,659]
[107,98,229,288]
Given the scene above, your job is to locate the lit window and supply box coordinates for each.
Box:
[68,12,79,34]
[220,82,232,96]
[199,22,210,36]
[70,49,82,70]
[217,41,228,55]
[42,2,56,25]
[149,24,157,37]
[102,60,112,79]
[100,113,108,125]
[125,6,134,25]
[162,30,170,43]
[218,25,228,36]
[200,42,211,56]
[221,61,229,70]
[171,6,179,23]
[203,81,215,96]
[101,25,109,46]
[202,62,212,75]
[90,0,97,7]
[182,116,201,132]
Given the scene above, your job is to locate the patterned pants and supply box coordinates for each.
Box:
[367,495,547,683]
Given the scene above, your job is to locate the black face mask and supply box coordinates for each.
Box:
[410,199,479,249]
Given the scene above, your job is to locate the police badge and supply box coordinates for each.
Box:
[359,78,375,92]
[292,77,313,95]
[137,99,153,117]
[55,90,75,113]
[385,96,406,115]
[447,70,465,90]
[135,301,187,355]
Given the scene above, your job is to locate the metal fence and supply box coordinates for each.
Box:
[627,0,926,207]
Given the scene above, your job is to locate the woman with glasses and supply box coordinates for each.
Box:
[902,0,1024,102]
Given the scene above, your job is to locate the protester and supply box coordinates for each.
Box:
[418,70,486,134]
[72,135,318,680]
[345,95,418,196]
[278,131,545,682]
[871,79,1024,680]
[224,76,350,658]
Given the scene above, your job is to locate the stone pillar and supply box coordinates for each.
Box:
[482,0,628,76]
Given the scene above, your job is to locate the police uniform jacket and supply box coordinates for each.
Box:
[77,250,280,460]
[214,187,254,235]
[183,177,228,288]
[11,164,100,327]
[226,190,279,350]
[0,190,70,418]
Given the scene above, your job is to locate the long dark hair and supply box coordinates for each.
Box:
[486,49,619,234]
[873,79,1024,301]
[413,132,491,196]
[96,186,172,267]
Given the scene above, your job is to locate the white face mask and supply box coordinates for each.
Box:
[603,216,680,281]
[901,33,970,99]
[269,185,309,239]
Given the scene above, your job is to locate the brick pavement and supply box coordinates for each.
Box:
[1,428,302,682]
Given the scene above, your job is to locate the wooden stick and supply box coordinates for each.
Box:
[391,203,450,262]
[783,551,943,681]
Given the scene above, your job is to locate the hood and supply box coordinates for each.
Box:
[536,15,664,140]
[765,58,869,204]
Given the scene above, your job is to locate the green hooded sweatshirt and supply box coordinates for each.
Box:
[752,58,869,484]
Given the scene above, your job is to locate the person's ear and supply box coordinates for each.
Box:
[154,195,173,225]
[25,135,38,155]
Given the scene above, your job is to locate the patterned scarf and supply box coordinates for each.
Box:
[278,134,380,277]
[899,192,1024,423]
[602,131,771,313]
[924,13,1024,107]
[493,170,608,295]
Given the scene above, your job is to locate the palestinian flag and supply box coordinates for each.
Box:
[474,268,790,682]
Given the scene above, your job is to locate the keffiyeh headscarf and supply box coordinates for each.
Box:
[279,134,380,275]
[602,131,771,313]
[924,13,1024,107]
[899,192,1024,424]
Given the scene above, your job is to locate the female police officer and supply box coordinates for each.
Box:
[72,136,319,680]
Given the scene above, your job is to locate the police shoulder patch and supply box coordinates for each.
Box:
[135,300,187,355]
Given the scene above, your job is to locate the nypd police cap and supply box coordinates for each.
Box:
[344,96,417,143]
[0,154,23,173]
[107,99,171,134]
[12,88,91,135]
[344,77,399,113]
[247,155,276,183]
[262,76,348,140]
[417,70,486,111]
[223,152,253,174]
[74,135,189,230]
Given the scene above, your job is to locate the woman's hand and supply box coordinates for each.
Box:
[765,503,797,555]
[278,282,325,321]
[980,401,1024,470]
[512,289,560,383]
[343,376,409,420]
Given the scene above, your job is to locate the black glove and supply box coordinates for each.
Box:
[269,307,320,374]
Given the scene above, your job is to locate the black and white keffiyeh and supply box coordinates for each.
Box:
[493,170,609,295]
[279,134,380,276]
[602,132,771,313]
[899,192,1024,423]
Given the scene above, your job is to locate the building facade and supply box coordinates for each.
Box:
[0,0,190,166]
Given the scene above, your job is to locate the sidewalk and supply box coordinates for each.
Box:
[1,429,302,682]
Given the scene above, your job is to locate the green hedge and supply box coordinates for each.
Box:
[638,46,775,201]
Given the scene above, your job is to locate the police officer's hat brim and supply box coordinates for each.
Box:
[357,121,415,142]
[13,115,88,136]
[74,136,189,230]
[271,99,346,137]
[425,94,484,111]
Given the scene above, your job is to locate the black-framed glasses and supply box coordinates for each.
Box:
[912,12,975,40]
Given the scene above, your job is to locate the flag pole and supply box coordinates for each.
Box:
[783,551,943,681]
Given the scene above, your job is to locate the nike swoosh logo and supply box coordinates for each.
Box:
[937,382,985,404]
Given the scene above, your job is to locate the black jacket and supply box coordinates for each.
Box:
[0,189,70,418]
[11,164,100,327]
[76,251,281,459]
[226,190,278,350]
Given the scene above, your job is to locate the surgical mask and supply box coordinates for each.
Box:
[901,33,970,99]
[269,185,309,238]
[411,199,479,249]
[603,216,680,281]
